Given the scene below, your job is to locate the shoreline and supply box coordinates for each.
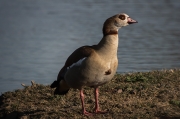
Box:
[0,69,180,118]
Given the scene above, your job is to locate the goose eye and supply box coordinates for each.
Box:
[119,15,125,20]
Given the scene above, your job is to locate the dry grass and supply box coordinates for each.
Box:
[0,69,180,119]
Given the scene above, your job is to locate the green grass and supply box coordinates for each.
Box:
[169,100,180,107]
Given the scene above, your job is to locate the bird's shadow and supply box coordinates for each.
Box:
[1,110,45,119]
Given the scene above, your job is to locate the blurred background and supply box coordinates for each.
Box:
[0,0,180,93]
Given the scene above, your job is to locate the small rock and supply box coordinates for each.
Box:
[157,83,161,88]
[31,80,36,87]
[169,69,174,72]
[117,89,123,93]
[20,116,28,119]
[46,93,51,96]
[21,83,26,87]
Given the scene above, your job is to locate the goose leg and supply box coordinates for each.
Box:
[80,89,93,116]
[94,88,107,114]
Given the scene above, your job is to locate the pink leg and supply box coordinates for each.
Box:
[80,89,93,116]
[94,88,107,114]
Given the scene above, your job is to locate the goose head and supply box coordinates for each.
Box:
[103,13,137,36]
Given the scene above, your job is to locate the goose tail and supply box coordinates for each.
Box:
[50,67,70,95]
[54,79,70,95]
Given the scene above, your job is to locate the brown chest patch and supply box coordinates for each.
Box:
[105,69,111,75]
[103,29,118,37]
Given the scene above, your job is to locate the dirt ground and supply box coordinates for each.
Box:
[0,69,180,119]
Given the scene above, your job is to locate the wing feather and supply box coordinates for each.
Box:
[50,45,96,88]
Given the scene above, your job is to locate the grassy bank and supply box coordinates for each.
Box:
[0,69,180,119]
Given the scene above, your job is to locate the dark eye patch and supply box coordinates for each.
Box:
[119,14,125,20]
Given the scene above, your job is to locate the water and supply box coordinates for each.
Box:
[0,0,180,93]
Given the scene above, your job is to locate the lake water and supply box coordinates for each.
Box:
[0,0,180,93]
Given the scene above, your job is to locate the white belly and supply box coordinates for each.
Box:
[64,57,117,89]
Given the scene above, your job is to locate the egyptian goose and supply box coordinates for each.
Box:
[51,13,137,116]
